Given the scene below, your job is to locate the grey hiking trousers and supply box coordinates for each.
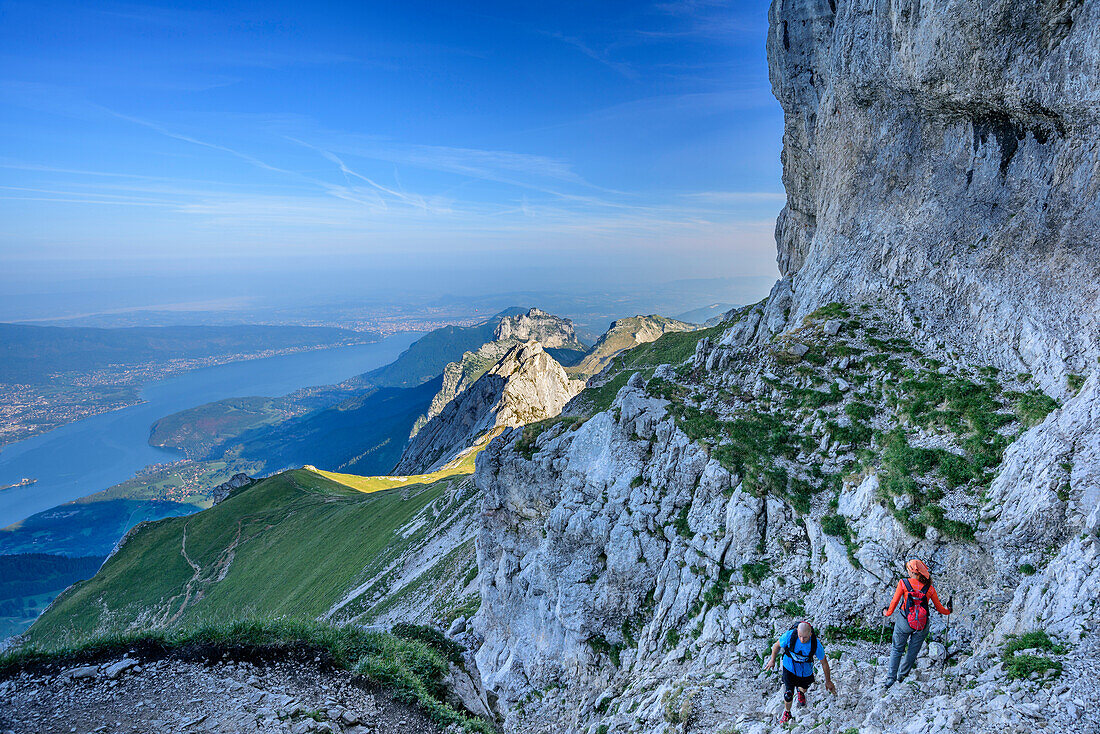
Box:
[888,616,928,681]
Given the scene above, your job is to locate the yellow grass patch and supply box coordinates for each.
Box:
[305,428,503,494]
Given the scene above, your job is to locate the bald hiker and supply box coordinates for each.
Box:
[764,620,836,724]
[881,558,951,688]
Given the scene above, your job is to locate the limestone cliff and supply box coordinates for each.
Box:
[493,308,583,349]
[468,3,1100,732]
[395,342,585,475]
[765,0,1099,396]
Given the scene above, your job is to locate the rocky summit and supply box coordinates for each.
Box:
[409,308,584,443]
[491,308,583,350]
[396,341,585,475]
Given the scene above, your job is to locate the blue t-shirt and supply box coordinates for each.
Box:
[779,629,825,677]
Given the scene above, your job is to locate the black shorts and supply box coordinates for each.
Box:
[782,668,815,701]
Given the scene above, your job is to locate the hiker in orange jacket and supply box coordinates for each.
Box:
[881,559,951,688]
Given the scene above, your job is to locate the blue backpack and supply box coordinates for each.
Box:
[782,622,818,673]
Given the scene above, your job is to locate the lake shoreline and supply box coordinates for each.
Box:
[0,332,421,529]
[0,336,384,451]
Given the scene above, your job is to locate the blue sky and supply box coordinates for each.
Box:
[1,0,783,289]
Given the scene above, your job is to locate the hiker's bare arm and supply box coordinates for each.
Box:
[822,656,837,694]
[764,641,781,669]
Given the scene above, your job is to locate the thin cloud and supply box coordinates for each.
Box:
[647,0,765,41]
[103,109,292,176]
[286,137,435,212]
[541,31,638,80]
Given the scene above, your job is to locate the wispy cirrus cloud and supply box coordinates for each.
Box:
[646,0,765,40]
[541,31,638,80]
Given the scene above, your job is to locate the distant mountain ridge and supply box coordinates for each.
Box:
[0,323,376,385]
[674,302,737,325]
[362,307,527,388]
[224,377,442,476]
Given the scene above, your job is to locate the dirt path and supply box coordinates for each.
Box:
[0,647,446,734]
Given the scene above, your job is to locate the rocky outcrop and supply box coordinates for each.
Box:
[467,4,1100,725]
[412,341,515,438]
[210,473,254,505]
[472,340,1100,732]
[492,308,582,350]
[410,308,584,440]
[569,315,697,378]
[395,342,585,475]
[765,0,1100,395]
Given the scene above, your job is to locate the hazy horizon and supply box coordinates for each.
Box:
[2,1,783,310]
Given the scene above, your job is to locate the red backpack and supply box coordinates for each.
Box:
[901,578,931,631]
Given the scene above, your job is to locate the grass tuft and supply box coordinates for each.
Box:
[1002,630,1067,681]
[0,618,493,732]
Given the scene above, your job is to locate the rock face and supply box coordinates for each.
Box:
[766,0,1100,395]
[492,308,582,350]
[467,3,1100,732]
[395,342,585,475]
[412,340,516,438]
[409,308,583,440]
[472,342,1100,733]
[569,315,697,378]
[210,473,254,505]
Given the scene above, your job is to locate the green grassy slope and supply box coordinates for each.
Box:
[0,554,104,639]
[569,321,727,415]
[25,467,474,649]
[225,377,441,476]
[568,315,697,378]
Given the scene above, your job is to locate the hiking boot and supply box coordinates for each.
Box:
[882,678,896,690]
[779,710,793,724]
[797,690,807,707]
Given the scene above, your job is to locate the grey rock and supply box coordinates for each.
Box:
[290,720,317,734]
[493,307,582,350]
[766,0,1100,391]
[209,473,253,505]
[787,342,810,358]
[396,340,584,473]
[67,666,99,680]
[103,658,138,680]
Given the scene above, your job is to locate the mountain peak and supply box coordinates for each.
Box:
[394,338,583,475]
[492,307,582,349]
